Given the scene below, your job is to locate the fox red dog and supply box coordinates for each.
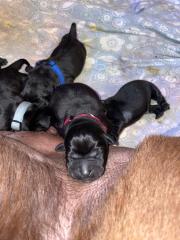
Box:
[74,135,180,240]
[0,132,179,240]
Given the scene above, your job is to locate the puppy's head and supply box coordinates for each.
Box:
[21,66,56,107]
[56,120,114,182]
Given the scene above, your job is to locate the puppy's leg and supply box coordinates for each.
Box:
[0,57,8,68]
[107,120,126,145]
[50,23,77,58]
[149,105,164,119]
[69,22,77,39]
[27,107,52,131]
[7,59,33,72]
[149,83,170,119]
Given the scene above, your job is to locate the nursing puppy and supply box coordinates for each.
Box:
[50,83,115,182]
[21,23,86,108]
[103,80,170,143]
[0,58,34,130]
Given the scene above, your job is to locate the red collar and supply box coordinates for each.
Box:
[64,113,107,133]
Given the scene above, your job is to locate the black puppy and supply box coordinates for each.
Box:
[49,83,114,182]
[21,23,86,108]
[103,80,170,143]
[0,58,34,130]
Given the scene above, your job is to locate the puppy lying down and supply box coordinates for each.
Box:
[0,23,86,132]
[0,131,179,240]
[104,80,170,143]
[21,23,86,108]
[0,58,34,130]
[43,80,169,182]
[50,83,115,182]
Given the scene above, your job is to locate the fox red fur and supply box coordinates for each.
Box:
[74,136,180,240]
[0,134,179,240]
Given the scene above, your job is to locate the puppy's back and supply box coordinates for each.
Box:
[50,83,105,118]
[112,80,152,102]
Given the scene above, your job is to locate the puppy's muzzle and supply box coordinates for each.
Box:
[67,159,104,182]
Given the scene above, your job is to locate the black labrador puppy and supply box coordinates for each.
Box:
[103,80,170,143]
[21,23,86,108]
[0,58,34,130]
[49,83,114,182]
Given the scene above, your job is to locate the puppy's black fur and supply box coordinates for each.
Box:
[0,57,8,68]
[0,58,35,130]
[19,105,51,131]
[49,83,114,182]
[21,23,86,108]
[103,80,170,142]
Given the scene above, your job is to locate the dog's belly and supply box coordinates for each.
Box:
[120,107,147,126]
[0,130,134,240]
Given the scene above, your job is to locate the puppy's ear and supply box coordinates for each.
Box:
[55,143,65,152]
[103,133,118,145]
[69,23,77,39]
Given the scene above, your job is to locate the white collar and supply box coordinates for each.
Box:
[11,101,32,131]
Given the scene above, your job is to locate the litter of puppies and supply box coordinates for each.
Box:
[0,23,170,181]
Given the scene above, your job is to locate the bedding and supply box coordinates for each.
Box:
[0,0,179,147]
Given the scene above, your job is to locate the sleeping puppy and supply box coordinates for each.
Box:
[0,58,34,130]
[49,83,115,182]
[103,80,170,143]
[21,23,86,108]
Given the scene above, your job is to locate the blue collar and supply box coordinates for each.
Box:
[48,60,65,85]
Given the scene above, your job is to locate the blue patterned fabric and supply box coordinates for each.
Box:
[0,0,179,147]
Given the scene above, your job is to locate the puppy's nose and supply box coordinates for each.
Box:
[68,162,104,181]
[80,163,92,178]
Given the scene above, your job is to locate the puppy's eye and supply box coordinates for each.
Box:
[70,153,81,160]
[88,150,98,158]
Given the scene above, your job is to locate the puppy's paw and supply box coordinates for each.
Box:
[47,126,58,135]
[69,22,77,38]
[155,112,164,119]
[55,143,65,152]
[161,102,170,111]
[103,133,119,145]
[0,57,8,66]
[25,65,33,73]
